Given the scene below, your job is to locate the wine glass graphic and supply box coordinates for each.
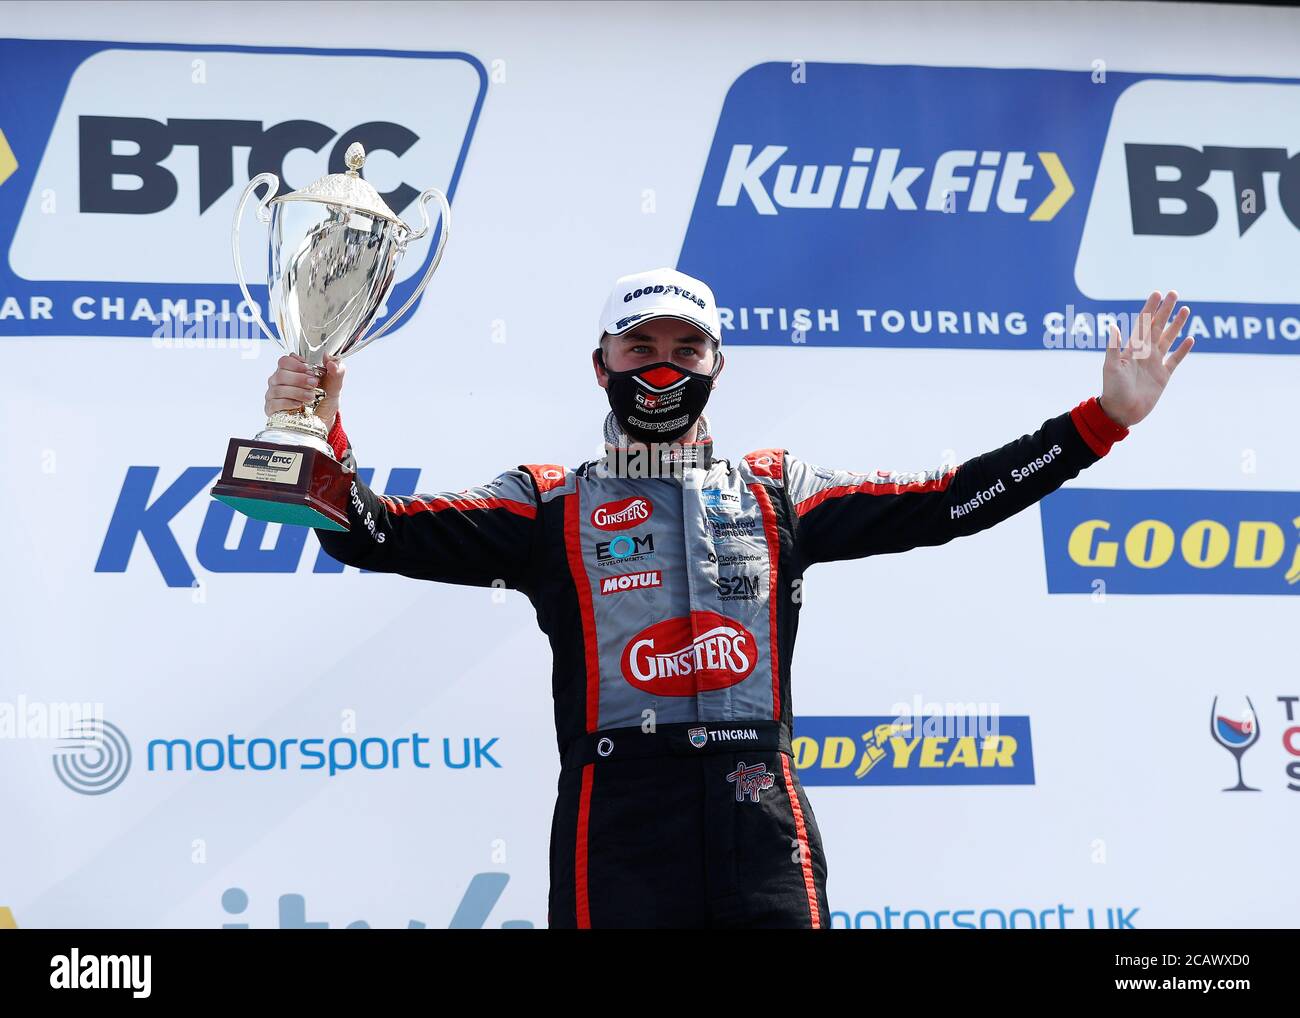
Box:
[1209,696,1260,792]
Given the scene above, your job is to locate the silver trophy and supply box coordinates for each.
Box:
[233,141,450,454]
[212,143,449,530]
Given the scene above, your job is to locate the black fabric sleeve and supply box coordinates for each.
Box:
[786,398,1128,565]
[313,418,541,593]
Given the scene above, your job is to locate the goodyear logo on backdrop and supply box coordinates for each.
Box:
[1041,489,1300,594]
[793,715,1035,786]
[679,64,1300,353]
[0,39,485,337]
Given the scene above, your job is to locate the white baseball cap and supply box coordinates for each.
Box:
[596,267,723,347]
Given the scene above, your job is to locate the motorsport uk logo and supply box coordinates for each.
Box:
[792,713,1035,786]
[678,63,1300,352]
[1040,489,1300,594]
[0,39,485,338]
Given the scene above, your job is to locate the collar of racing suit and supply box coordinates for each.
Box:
[598,410,714,476]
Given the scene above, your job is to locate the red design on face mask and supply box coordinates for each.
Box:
[639,366,686,388]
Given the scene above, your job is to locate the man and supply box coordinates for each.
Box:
[264,268,1193,929]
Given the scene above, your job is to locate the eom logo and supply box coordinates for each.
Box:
[53,719,132,795]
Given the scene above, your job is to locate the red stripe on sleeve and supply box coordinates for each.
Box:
[381,495,537,519]
[794,467,956,517]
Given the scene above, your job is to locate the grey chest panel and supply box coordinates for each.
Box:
[566,461,780,729]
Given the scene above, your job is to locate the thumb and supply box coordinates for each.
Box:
[322,355,346,396]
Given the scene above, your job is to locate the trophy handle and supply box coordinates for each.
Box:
[232,172,281,346]
[350,187,451,353]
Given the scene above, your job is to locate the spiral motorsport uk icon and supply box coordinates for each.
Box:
[53,720,132,796]
[211,143,451,530]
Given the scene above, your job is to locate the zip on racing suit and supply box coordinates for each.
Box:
[313,396,1129,929]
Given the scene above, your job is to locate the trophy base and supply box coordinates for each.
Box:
[256,410,333,458]
[210,438,351,532]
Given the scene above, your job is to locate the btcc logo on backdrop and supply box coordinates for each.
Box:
[1040,489,1300,594]
[0,39,485,337]
[679,64,1300,353]
[792,715,1035,786]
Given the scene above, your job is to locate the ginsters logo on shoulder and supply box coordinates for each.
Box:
[621,611,756,696]
[591,496,654,531]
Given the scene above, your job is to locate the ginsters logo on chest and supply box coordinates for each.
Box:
[620,611,756,696]
[591,496,654,531]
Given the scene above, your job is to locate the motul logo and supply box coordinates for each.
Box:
[620,612,756,697]
[600,570,662,595]
[591,496,653,531]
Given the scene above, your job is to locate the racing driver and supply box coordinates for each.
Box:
[263,268,1194,929]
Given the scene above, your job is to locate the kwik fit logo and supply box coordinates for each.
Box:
[0,39,484,337]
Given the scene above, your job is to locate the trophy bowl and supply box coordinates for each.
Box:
[210,143,450,531]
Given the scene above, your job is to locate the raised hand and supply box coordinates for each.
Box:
[1100,290,1193,428]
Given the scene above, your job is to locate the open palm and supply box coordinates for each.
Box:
[1101,291,1193,428]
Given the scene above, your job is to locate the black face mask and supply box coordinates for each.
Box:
[597,348,723,445]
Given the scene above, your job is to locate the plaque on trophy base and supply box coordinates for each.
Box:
[211,438,351,531]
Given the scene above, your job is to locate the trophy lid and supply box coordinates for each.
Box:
[272,143,405,226]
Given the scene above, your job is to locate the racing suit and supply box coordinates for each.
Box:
[314,397,1128,929]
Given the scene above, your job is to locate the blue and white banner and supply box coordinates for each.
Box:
[0,39,483,338]
[679,64,1300,352]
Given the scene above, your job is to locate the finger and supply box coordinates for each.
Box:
[1105,322,1122,366]
[1150,289,1178,336]
[1127,292,1160,351]
[265,398,307,415]
[1160,305,1190,354]
[1164,335,1194,373]
[270,366,316,387]
[267,384,317,404]
[277,354,306,371]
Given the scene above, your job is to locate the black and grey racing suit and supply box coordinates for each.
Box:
[314,396,1129,928]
